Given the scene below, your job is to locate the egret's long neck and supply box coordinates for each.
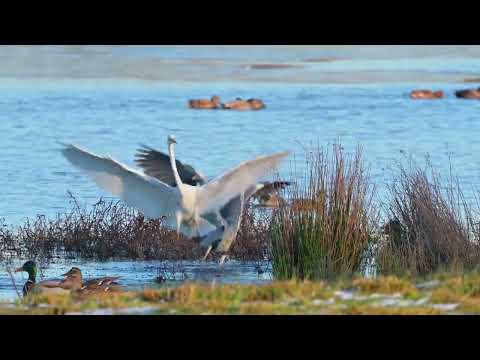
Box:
[168,142,184,192]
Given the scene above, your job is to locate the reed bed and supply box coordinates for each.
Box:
[377,159,480,276]
[2,145,480,281]
[269,144,379,280]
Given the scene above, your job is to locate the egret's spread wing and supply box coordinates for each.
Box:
[61,144,180,221]
[135,145,207,186]
[197,152,289,215]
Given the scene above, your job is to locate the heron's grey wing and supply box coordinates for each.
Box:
[134,145,207,186]
[61,144,180,226]
[197,151,289,215]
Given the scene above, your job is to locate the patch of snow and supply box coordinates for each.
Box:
[431,303,459,311]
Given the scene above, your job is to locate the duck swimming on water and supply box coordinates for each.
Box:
[15,261,80,296]
[409,90,444,99]
[455,88,480,99]
[222,98,266,110]
[188,96,222,109]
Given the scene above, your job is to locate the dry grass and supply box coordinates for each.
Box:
[377,158,480,276]
[0,193,270,265]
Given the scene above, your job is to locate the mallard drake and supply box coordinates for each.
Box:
[188,96,221,109]
[15,261,79,297]
[222,98,266,110]
[62,267,122,294]
[455,88,480,99]
[410,90,444,99]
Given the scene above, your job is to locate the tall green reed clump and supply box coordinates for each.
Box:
[270,144,378,280]
[377,159,480,276]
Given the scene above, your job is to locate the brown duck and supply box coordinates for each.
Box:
[409,90,444,99]
[60,267,122,294]
[188,96,221,109]
[222,98,266,110]
[455,88,480,99]
[252,181,291,207]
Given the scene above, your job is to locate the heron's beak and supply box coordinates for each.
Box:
[14,267,23,273]
[61,271,71,277]
[171,139,177,144]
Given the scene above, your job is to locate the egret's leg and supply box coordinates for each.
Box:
[202,246,213,261]
[175,212,183,241]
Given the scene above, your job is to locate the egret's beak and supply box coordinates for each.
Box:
[14,267,23,273]
[171,138,177,144]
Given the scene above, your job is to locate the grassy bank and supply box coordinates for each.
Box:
[3,272,480,315]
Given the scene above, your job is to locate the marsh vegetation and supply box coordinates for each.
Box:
[2,142,480,300]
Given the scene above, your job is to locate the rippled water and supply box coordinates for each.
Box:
[1,45,480,302]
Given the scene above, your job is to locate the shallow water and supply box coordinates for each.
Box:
[1,45,480,301]
[0,260,271,302]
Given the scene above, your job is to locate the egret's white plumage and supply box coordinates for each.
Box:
[61,136,289,241]
[133,144,291,263]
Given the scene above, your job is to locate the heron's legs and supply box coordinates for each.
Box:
[202,246,213,261]
[216,211,228,229]
[219,255,228,267]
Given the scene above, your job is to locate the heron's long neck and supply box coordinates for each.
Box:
[168,143,184,192]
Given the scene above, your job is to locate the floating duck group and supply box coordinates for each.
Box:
[410,88,480,100]
[188,96,266,110]
[14,261,122,298]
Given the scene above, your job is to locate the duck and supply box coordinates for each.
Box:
[222,98,266,110]
[409,90,444,99]
[455,88,480,99]
[62,267,123,294]
[188,95,221,109]
[252,181,291,208]
[15,261,80,297]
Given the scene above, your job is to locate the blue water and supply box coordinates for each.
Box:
[1,45,480,302]
[2,80,479,225]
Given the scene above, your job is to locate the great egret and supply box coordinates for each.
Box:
[61,135,289,244]
[134,144,291,264]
